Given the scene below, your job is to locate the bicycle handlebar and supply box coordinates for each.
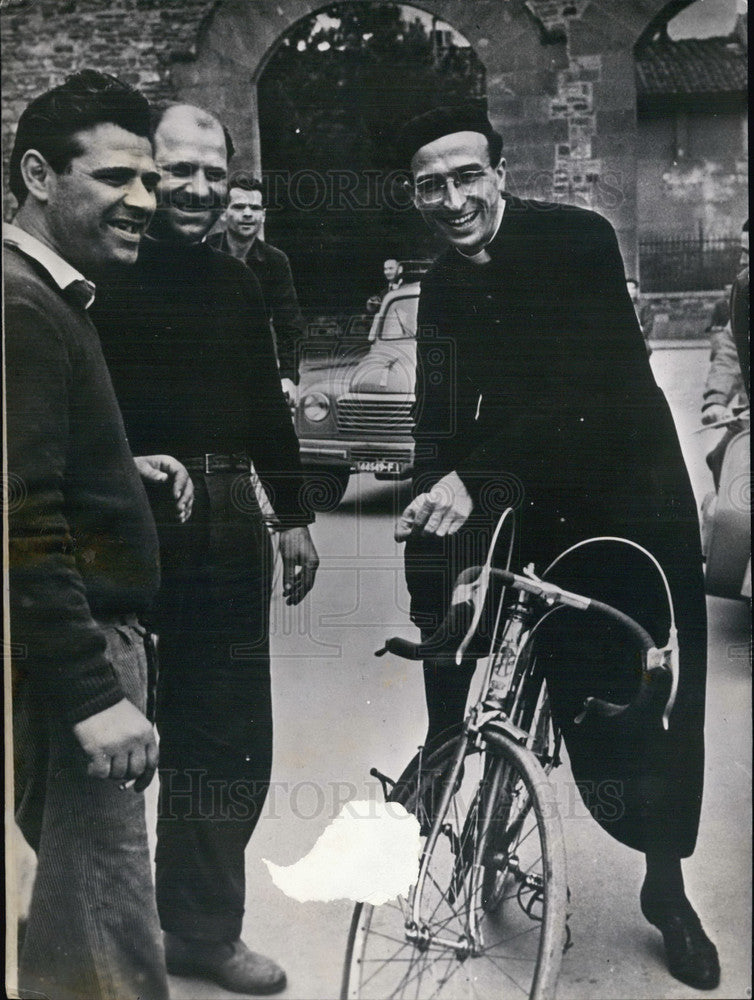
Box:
[376,565,654,661]
[489,568,656,652]
[376,559,679,732]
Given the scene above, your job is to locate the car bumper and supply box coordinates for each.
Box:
[298,438,414,477]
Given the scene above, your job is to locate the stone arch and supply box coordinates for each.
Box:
[172,1,518,172]
[170,0,700,265]
[172,0,696,163]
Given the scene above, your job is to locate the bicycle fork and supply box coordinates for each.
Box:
[405,733,504,959]
[406,735,472,956]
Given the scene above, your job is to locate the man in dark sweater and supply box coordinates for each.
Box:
[207,174,305,398]
[395,107,718,991]
[93,103,318,995]
[5,70,181,1000]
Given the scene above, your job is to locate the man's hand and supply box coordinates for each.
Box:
[701,403,729,425]
[72,698,158,792]
[278,525,319,605]
[281,378,297,405]
[134,455,194,523]
[395,471,473,541]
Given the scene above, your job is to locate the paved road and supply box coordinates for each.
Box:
[165,345,750,1000]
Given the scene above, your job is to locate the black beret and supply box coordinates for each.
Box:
[397,105,503,169]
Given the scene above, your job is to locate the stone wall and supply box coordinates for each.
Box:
[1,0,692,263]
[1,0,214,216]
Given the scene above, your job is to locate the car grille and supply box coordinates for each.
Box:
[336,397,414,436]
[350,446,413,464]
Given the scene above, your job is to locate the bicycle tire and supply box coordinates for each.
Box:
[341,732,567,1000]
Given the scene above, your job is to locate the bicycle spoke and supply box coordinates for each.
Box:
[344,735,566,999]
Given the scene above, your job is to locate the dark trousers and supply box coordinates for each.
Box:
[410,525,707,860]
[151,472,274,943]
[14,620,169,1000]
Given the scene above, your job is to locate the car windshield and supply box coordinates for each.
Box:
[377,296,418,340]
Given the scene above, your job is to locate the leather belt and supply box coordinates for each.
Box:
[184,454,251,475]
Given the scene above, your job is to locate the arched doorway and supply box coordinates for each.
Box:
[255,3,486,312]
[170,0,702,280]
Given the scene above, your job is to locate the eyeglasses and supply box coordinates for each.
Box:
[410,167,490,206]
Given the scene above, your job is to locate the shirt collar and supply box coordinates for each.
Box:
[3,223,96,308]
[246,238,264,262]
[210,229,263,261]
[455,195,507,266]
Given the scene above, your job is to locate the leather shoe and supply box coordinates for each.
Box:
[641,899,720,990]
[165,933,287,994]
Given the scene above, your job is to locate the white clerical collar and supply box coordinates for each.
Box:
[456,195,506,266]
[3,222,96,307]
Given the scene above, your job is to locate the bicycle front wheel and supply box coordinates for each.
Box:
[342,733,567,1000]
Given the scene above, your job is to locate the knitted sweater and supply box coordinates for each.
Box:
[6,245,160,723]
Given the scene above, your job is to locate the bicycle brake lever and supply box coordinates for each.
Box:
[647,628,679,729]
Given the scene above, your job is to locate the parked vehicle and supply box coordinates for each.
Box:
[699,404,751,601]
[295,283,420,508]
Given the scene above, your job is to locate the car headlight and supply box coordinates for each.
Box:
[302,392,330,422]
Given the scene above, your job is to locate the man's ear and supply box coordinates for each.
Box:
[20,149,54,203]
[495,157,507,190]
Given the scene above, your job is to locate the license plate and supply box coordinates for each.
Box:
[355,459,404,474]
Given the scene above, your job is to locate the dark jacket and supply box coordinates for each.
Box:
[5,245,160,723]
[406,195,707,856]
[207,231,304,383]
[92,237,311,528]
[411,196,700,562]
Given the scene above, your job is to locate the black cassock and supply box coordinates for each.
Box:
[405,195,706,858]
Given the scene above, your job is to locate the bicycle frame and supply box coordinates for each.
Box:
[408,577,557,955]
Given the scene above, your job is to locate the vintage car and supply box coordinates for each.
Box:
[294,282,420,507]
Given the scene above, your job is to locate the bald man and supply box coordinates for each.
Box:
[366,257,404,313]
[93,103,319,994]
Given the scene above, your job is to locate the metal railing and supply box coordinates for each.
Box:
[639,235,740,292]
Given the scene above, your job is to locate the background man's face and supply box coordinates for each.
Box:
[152,105,228,243]
[383,259,401,282]
[226,186,265,240]
[412,131,505,255]
[45,122,157,274]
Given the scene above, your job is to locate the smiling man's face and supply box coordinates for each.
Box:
[151,104,228,244]
[44,121,157,273]
[411,131,505,255]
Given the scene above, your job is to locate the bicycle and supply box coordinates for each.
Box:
[342,510,679,1000]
